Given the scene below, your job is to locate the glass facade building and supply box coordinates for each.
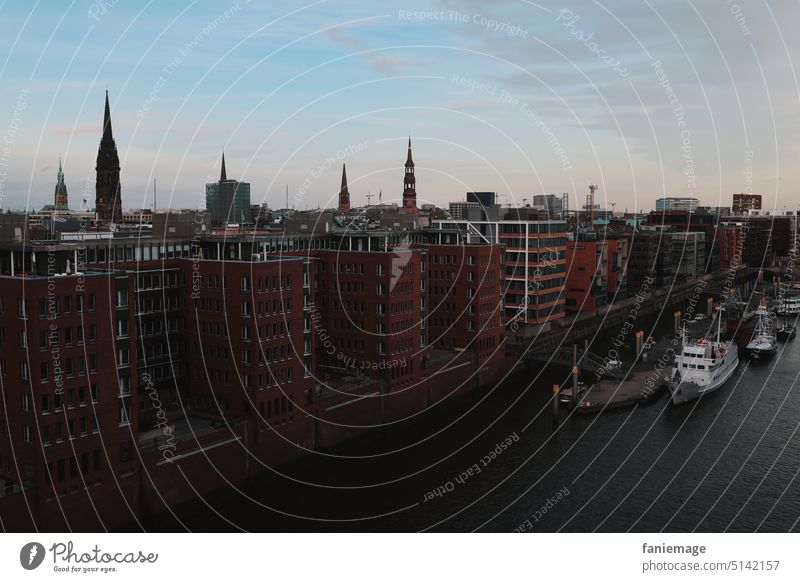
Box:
[205,180,251,225]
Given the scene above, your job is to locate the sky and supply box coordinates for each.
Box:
[0,0,798,214]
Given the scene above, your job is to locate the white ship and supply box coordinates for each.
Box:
[777,295,800,316]
[666,309,739,405]
[746,301,777,359]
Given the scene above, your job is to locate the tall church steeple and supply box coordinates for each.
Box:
[338,163,350,213]
[54,155,69,210]
[402,136,417,211]
[95,90,122,223]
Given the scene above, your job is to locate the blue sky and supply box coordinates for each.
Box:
[1,0,798,213]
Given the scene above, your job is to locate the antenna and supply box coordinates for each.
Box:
[153,178,157,211]
[285,184,288,210]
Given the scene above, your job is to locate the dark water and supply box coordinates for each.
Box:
[146,314,800,533]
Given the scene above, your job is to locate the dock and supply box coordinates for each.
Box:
[574,372,666,413]
[570,338,674,414]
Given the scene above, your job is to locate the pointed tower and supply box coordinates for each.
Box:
[402,136,417,211]
[95,91,122,223]
[205,152,251,225]
[338,163,350,213]
[54,155,69,210]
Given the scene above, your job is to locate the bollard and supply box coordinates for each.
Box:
[552,384,560,429]
[572,345,578,407]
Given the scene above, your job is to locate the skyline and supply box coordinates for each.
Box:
[1,1,799,214]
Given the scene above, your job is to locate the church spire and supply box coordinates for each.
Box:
[402,136,417,211]
[95,90,122,223]
[338,163,350,213]
[102,90,114,142]
[220,152,227,181]
[54,154,69,210]
[57,154,64,187]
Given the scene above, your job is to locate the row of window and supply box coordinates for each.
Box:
[22,385,99,414]
[21,356,98,383]
[43,449,104,486]
[19,294,96,318]
[27,414,98,445]
[239,299,294,317]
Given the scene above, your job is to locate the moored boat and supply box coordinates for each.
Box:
[746,301,778,359]
[666,308,739,405]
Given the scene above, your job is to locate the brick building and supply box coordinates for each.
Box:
[0,223,508,530]
[0,269,139,529]
[732,193,762,214]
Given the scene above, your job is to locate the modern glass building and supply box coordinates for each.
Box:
[205,179,251,225]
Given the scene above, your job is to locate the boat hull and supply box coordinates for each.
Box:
[667,348,739,405]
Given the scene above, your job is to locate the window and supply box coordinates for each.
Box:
[241,301,251,317]
[117,318,129,338]
[40,362,49,381]
[118,375,130,396]
[240,276,250,291]
[23,426,32,443]
[41,425,51,445]
[87,293,96,311]
[22,392,30,412]
[41,394,50,413]
[116,289,128,308]
[119,397,132,425]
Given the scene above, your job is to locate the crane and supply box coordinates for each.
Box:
[587,184,598,226]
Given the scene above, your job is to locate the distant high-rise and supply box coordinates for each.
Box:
[732,193,762,214]
[54,155,68,210]
[402,137,417,211]
[467,191,496,207]
[95,91,122,223]
[205,153,251,225]
[338,164,350,213]
[655,197,698,212]
[532,194,563,218]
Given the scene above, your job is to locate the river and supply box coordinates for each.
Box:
[144,313,800,532]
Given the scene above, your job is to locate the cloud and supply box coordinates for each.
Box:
[326,25,409,75]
